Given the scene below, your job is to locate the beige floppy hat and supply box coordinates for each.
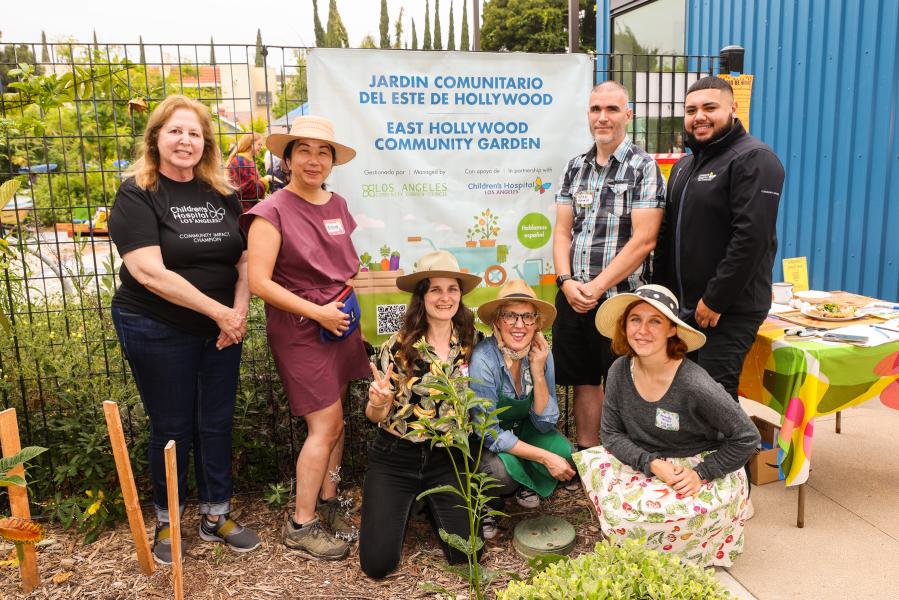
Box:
[477,279,556,328]
[266,115,356,164]
[594,284,706,352]
[395,250,482,295]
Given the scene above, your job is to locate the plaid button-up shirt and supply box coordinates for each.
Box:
[555,137,665,300]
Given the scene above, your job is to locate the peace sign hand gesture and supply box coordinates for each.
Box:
[366,363,395,423]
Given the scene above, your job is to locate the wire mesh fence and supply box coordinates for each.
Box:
[0,41,717,508]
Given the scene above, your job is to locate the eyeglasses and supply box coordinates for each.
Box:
[499,311,538,327]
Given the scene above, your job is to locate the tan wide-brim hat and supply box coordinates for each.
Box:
[477,279,556,328]
[595,284,706,352]
[265,115,356,164]
[395,250,482,295]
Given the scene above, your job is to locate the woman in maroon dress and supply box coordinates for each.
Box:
[242,117,368,560]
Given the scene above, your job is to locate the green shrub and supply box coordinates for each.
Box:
[499,538,731,600]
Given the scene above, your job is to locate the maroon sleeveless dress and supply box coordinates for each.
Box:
[240,189,369,416]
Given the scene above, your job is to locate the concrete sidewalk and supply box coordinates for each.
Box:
[713,398,899,599]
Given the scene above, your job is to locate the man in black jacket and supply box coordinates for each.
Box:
[654,76,784,400]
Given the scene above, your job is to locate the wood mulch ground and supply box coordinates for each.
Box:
[0,485,600,599]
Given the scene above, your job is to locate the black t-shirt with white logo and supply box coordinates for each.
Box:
[109,174,245,337]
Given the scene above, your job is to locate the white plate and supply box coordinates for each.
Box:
[800,306,863,321]
[794,290,831,304]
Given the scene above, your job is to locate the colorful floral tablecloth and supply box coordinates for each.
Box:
[739,318,899,485]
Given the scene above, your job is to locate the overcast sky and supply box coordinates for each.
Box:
[7,0,480,53]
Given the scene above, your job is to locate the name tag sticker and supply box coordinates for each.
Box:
[323,218,345,235]
[575,190,595,207]
[655,408,680,431]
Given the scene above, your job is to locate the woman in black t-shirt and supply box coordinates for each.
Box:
[109,95,260,564]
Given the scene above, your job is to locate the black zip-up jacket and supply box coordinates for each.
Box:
[653,120,784,317]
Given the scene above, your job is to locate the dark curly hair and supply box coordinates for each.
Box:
[395,278,476,373]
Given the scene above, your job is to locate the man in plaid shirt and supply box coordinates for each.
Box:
[552,81,666,450]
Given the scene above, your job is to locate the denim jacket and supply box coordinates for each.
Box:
[468,336,559,454]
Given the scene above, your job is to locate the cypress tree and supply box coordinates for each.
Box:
[434,0,442,50]
[423,0,432,50]
[394,7,405,49]
[209,37,216,65]
[312,0,326,47]
[139,36,146,64]
[379,0,390,48]
[255,29,264,67]
[41,31,50,63]
[412,19,419,50]
[447,3,455,51]
[325,0,350,48]
[460,0,470,51]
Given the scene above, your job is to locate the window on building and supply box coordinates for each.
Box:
[255,91,272,106]
[610,0,691,153]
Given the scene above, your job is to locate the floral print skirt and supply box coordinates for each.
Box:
[573,446,750,567]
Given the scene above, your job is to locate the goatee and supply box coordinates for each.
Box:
[684,116,735,151]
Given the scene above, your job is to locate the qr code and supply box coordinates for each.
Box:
[376,304,407,335]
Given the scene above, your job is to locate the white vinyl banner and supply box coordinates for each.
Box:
[307,48,593,341]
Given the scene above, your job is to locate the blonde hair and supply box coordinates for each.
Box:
[227,132,263,163]
[124,94,231,195]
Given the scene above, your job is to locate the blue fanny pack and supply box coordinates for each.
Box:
[320,285,361,342]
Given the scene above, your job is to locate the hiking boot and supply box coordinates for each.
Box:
[153,522,187,565]
[282,515,349,560]
[198,515,261,553]
[481,515,499,540]
[515,487,541,509]
[317,496,358,542]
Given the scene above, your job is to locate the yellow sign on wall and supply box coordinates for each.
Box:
[782,257,810,292]
[717,73,753,132]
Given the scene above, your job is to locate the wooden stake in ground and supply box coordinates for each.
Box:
[103,401,155,575]
[164,440,184,600]
[0,408,39,593]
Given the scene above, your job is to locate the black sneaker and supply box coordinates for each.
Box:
[198,515,261,553]
[481,515,499,540]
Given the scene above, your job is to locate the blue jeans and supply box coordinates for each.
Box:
[111,306,241,521]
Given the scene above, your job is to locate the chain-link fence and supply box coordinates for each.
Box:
[0,41,717,510]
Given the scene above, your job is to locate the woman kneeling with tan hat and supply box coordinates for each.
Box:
[573,284,759,567]
[360,250,483,578]
[469,279,576,540]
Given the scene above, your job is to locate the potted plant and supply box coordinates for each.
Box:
[389,250,401,271]
[465,227,478,248]
[379,245,391,271]
[359,251,372,272]
[475,210,499,247]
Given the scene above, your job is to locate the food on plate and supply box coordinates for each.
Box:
[806,303,857,319]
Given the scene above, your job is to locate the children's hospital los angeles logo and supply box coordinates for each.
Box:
[170,203,227,224]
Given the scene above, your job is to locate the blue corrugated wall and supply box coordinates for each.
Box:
[684,0,899,301]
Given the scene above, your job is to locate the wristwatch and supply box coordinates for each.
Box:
[556,274,572,288]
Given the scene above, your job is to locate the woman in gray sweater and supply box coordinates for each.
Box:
[572,284,759,567]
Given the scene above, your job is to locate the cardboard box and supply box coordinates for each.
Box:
[749,447,782,485]
[748,416,783,485]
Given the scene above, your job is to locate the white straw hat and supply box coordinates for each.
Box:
[594,284,706,352]
[265,115,356,164]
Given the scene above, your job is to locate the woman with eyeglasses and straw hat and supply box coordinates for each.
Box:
[574,284,759,567]
[468,279,576,540]
[360,250,482,579]
[241,116,369,561]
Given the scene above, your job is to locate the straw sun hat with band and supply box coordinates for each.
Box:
[477,279,557,329]
[594,284,706,352]
[265,116,357,165]
[395,250,482,295]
